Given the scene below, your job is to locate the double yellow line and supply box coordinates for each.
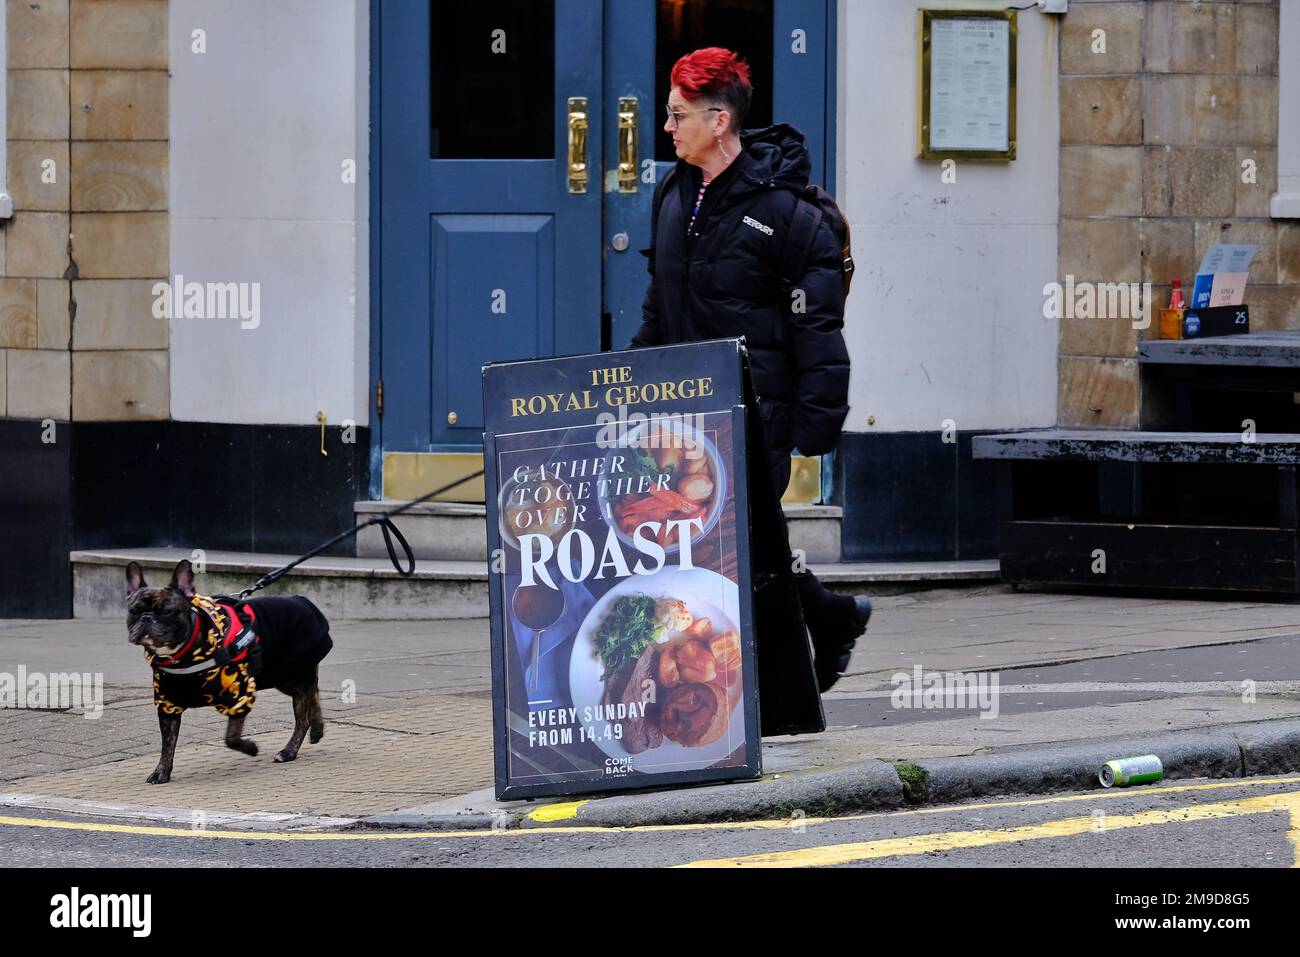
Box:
[680,789,1300,867]
[1,776,1298,869]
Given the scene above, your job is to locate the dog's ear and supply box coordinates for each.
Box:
[126,562,147,598]
[170,559,196,597]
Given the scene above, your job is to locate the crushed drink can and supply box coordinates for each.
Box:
[1099,754,1163,788]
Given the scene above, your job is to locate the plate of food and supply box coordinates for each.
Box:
[568,566,744,769]
[598,417,726,556]
[497,468,576,552]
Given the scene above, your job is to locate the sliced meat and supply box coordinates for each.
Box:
[618,646,663,754]
[602,656,636,712]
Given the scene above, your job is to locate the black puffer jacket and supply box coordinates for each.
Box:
[631,124,851,485]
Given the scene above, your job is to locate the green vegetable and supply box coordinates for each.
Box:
[595,595,662,681]
[624,450,673,485]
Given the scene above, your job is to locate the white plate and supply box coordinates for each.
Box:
[568,567,744,771]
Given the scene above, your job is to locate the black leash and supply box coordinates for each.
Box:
[226,470,487,601]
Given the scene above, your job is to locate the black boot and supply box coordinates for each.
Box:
[813,595,871,693]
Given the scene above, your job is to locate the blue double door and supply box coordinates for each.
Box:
[375,0,834,459]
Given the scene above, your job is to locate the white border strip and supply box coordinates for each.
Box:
[1272,0,1300,218]
[832,680,1300,700]
[0,793,360,830]
[0,8,12,219]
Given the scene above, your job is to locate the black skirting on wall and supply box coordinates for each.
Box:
[0,420,370,619]
[0,419,73,619]
[832,430,1003,563]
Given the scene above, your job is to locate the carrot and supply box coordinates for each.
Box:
[649,487,696,513]
[622,500,666,520]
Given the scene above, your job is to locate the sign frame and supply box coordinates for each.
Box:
[483,339,774,801]
[917,8,1018,162]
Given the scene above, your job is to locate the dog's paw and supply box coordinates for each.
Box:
[146,768,171,784]
[274,749,298,764]
[309,726,324,744]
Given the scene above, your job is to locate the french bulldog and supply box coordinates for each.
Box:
[125,559,333,784]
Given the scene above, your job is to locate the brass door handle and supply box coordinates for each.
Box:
[618,97,638,193]
[568,97,588,194]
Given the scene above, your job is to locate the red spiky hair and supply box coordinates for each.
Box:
[670,47,753,129]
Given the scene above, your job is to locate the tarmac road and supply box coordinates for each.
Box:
[3,773,1298,869]
[824,632,1300,727]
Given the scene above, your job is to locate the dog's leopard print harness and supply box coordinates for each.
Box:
[148,595,258,717]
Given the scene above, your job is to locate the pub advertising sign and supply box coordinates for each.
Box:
[482,340,762,800]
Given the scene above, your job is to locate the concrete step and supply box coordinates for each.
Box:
[354,501,488,562]
[73,547,999,621]
[72,548,487,621]
[354,500,845,563]
[816,560,1001,596]
[782,504,842,564]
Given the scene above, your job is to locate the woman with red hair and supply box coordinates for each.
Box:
[632,47,869,693]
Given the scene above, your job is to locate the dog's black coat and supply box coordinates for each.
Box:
[242,596,334,686]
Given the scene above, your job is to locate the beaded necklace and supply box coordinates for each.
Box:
[687,178,712,236]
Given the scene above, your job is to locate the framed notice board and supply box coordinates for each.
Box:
[482,339,822,801]
[917,9,1018,161]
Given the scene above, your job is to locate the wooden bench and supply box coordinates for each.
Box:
[1139,331,1300,434]
[972,428,1300,593]
[1139,330,1300,369]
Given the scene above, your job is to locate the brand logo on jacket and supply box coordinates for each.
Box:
[742,216,774,237]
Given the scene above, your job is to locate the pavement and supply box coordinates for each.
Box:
[3,583,1300,830]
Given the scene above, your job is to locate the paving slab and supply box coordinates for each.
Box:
[4,585,1300,825]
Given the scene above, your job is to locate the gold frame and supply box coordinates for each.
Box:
[917,9,1018,162]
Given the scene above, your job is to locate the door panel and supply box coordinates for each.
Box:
[773,0,830,186]
[601,1,659,352]
[378,0,601,454]
[434,215,555,440]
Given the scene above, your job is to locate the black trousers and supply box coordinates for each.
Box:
[768,438,855,638]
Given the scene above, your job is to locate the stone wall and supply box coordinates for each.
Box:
[2,0,169,422]
[1057,0,1298,429]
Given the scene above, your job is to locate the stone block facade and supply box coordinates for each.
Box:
[1058,0,1291,428]
[3,0,168,421]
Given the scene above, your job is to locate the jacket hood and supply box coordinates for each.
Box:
[736,123,811,194]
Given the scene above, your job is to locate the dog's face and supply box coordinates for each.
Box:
[125,560,197,657]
